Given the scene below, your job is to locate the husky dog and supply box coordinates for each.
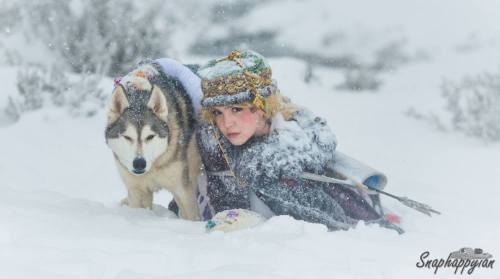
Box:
[105,61,200,220]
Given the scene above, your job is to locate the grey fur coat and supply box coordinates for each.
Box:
[197,108,364,230]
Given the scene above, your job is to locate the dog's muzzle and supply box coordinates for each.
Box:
[132,157,147,175]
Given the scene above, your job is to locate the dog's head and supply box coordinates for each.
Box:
[105,79,170,176]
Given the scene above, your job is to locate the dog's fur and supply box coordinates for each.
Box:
[105,63,200,220]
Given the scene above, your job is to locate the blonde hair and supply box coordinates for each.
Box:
[201,91,298,124]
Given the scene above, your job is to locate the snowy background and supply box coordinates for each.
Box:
[1,0,499,278]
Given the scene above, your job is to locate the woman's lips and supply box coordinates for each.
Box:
[227,132,239,138]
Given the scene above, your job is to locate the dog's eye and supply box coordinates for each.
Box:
[145,135,156,141]
[123,135,133,142]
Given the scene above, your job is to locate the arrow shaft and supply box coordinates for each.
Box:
[301,172,440,216]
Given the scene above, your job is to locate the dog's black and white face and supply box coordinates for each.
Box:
[105,81,170,175]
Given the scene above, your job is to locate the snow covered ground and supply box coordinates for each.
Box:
[1,1,500,278]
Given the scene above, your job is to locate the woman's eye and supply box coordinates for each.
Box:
[211,110,222,116]
[145,135,156,141]
[231,107,243,113]
[123,135,133,142]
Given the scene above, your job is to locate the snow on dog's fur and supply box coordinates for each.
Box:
[105,63,200,220]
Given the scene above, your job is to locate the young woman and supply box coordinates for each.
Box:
[193,50,392,231]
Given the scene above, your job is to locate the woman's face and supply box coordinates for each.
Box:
[211,105,267,146]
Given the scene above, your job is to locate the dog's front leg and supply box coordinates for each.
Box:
[173,186,200,221]
[123,187,153,209]
[176,199,199,221]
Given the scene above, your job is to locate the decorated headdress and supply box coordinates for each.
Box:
[198,49,278,111]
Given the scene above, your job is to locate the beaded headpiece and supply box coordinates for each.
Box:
[198,49,277,110]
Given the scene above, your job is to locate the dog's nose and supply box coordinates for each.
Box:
[133,157,147,171]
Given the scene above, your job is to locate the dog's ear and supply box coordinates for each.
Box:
[108,85,129,123]
[147,85,168,121]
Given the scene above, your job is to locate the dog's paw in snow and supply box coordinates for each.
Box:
[120,197,129,207]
